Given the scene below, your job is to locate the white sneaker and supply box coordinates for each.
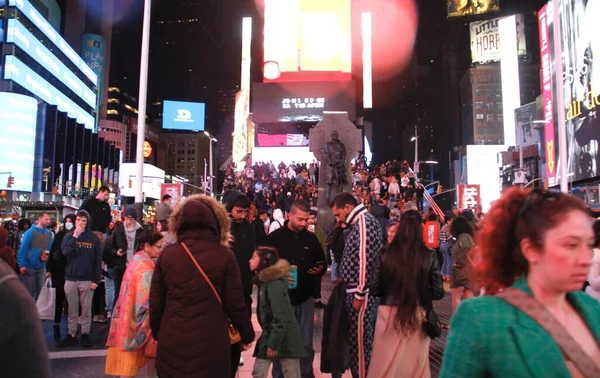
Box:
[239,356,244,366]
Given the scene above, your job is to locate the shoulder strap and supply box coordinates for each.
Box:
[497,287,600,378]
[181,242,223,306]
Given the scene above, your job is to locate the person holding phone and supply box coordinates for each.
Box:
[266,200,327,378]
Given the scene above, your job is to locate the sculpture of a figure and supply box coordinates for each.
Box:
[323,131,348,202]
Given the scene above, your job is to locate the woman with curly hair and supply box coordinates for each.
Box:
[441,188,600,378]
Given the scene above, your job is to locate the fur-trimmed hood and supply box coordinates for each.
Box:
[257,259,290,283]
[168,194,231,247]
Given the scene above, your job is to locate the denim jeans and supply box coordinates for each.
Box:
[441,241,452,277]
[20,267,46,301]
[272,298,315,378]
[105,269,115,313]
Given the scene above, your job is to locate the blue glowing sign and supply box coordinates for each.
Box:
[6,19,97,108]
[0,92,38,192]
[3,55,95,129]
[81,34,106,107]
[163,100,206,131]
[7,0,98,86]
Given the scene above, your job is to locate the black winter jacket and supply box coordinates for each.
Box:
[321,282,349,373]
[265,222,325,306]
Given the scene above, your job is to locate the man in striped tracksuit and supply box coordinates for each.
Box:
[331,192,384,378]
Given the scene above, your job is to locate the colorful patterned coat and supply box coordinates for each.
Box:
[106,251,157,357]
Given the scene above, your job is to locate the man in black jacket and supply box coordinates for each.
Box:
[79,186,112,233]
[222,190,255,376]
[266,199,326,378]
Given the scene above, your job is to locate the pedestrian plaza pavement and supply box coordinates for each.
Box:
[47,275,453,377]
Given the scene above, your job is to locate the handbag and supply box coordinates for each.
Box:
[181,242,242,345]
[497,287,600,378]
[36,277,55,320]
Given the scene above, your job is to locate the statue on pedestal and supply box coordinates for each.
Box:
[323,131,348,202]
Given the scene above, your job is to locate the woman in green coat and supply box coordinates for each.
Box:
[249,247,305,378]
[441,188,600,378]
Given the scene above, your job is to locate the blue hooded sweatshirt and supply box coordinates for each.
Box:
[17,222,54,270]
[61,210,102,284]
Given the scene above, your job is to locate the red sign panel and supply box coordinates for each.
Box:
[160,183,183,207]
[538,4,556,187]
[457,184,482,210]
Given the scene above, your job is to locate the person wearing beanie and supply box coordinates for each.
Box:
[47,214,76,340]
[110,206,144,311]
[222,190,255,375]
[58,210,103,348]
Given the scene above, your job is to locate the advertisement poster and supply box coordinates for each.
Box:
[457,184,482,210]
[233,89,250,165]
[263,0,351,82]
[559,0,600,182]
[447,0,500,18]
[469,15,526,63]
[161,183,183,207]
[514,101,541,148]
[81,34,106,108]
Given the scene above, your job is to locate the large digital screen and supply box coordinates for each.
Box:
[263,0,351,82]
[6,19,97,108]
[252,81,356,123]
[255,122,314,147]
[7,0,97,85]
[3,55,95,129]
[467,144,505,212]
[469,15,526,63]
[559,0,600,182]
[514,100,542,148]
[162,100,205,131]
[448,0,500,18]
[81,34,106,107]
[0,93,38,192]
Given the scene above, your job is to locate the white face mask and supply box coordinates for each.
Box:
[65,222,74,231]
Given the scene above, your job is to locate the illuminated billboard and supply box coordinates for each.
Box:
[538,4,556,186]
[252,81,356,123]
[233,89,250,164]
[558,0,600,182]
[0,93,38,192]
[263,0,351,82]
[467,144,505,212]
[469,15,526,63]
[6,19,97,108]
[447,0,500,18]
[3,55,95,129]
[162,100,205,131]
[7,0,97,85]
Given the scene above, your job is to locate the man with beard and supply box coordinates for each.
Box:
[266,200,326,378]
[222,191,255,375]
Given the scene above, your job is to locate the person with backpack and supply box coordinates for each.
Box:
[249,247,305,378]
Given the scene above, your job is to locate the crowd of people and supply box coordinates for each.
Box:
[2,159,600,378]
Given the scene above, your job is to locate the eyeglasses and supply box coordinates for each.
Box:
[154,244,164,250]
[234,209,249,215]
[518,189,560,219]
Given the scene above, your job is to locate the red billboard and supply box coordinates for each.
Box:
[161,183,183,207]
[457,184,482,210]
[538,4,556,187]
[262,0,352,82]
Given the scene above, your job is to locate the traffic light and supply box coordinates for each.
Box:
[437,184,443,194]
[7,176,14,188]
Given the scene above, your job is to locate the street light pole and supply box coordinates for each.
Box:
[135,0,152,204]
[204,131,217,196]
[412,126,419,174]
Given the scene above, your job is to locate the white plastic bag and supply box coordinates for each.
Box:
[36,278,55,320]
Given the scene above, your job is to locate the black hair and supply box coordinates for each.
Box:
[427,213,437,222]
[137,230,164,251]
[291,199,310,213]
[593,219,600,247]
[254,246,279,271]
[99,185,111,193]
[158,219,169,232]
[330,192,358,209]
[162,194,172,201]
[309,210,318,217]
[233,195,251,209]
[451,216,474,238]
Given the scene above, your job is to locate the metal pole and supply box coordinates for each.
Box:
[414,125,419,174]
[135,0,152,203]
[204,158,207,191]
[209,139,213,196]
[553,0,568,193]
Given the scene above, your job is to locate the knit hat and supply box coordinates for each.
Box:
[124,206,138,219]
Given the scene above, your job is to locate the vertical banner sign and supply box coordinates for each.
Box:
[81,34,106,110]
[457,184,482,210]
[538,4,556,187]
[160,183,183,207]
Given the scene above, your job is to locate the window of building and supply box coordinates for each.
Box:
[178,142,184,147]
[498,114,503,122]
[475,89,483,97]
[476,114,484,120]
[188,150,195,155]
[188,158,195,163]
[487,114,494,121]
[107,110,119,115]
[476,126,485,134]
[475,102,484,109]
[497,102,503,110]
[188,141,195,147]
